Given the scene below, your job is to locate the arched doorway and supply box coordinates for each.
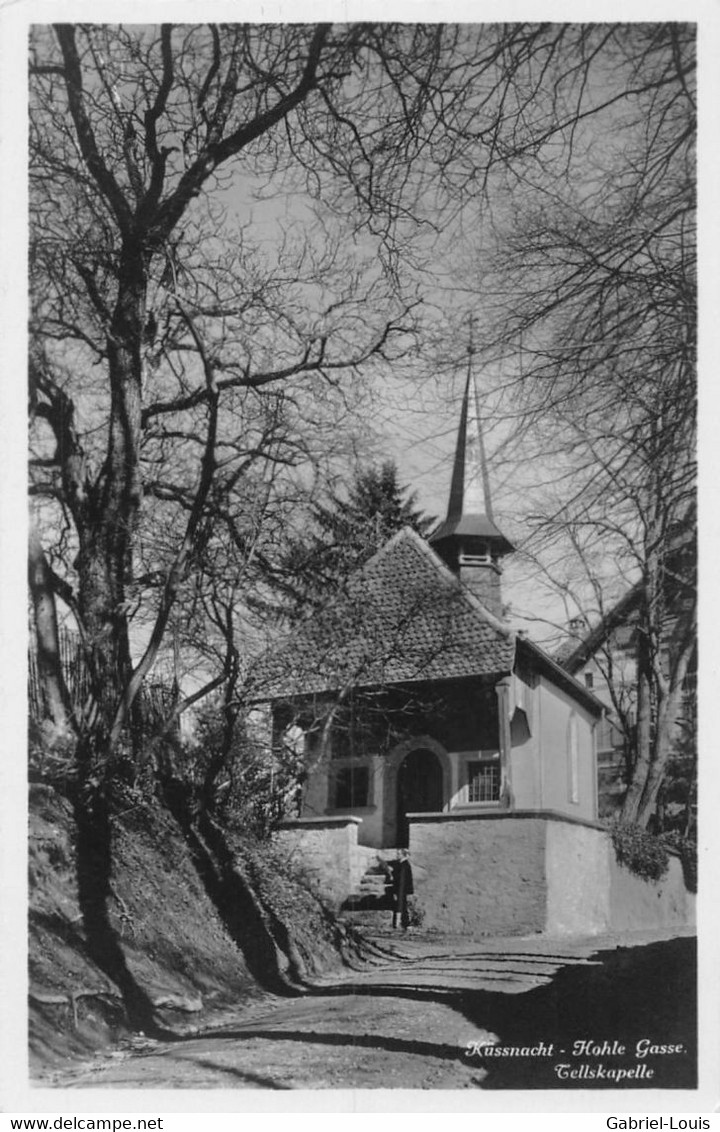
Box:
[396,748,444,848]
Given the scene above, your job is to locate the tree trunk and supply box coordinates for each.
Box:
[620,625,652,825]
[635,666,692,828]
[28,523,74,741]
[76,525,134,734]
[683,755,697,837]
[75,241,148,758]
[620,602,695,830]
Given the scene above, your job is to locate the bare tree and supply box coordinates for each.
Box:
[29,24,427,774]
[466,23,696,827]
[26,22,437,1027]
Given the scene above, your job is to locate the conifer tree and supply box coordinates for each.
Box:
[265,461,433,616]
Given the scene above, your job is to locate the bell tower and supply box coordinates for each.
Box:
[430,352,513,617]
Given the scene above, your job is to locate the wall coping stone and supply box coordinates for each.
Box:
[276,816,363,830]
[325,806,378,815]
[407,808,606,832]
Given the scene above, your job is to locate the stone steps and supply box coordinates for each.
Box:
[358,871,390,897]
[342,856,393,911]
[341,908,396,931]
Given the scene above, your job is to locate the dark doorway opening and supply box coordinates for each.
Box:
[396,748,443,847]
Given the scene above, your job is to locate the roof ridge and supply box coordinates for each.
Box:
[362,525,515,645]
[560,582,642,673]
[355,523,418,574]
[518,636,605,715]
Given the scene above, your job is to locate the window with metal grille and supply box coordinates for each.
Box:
[467,761,500,803]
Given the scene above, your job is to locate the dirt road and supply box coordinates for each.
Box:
[39,929,696,1091]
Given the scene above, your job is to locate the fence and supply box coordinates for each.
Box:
[28,627,177,738]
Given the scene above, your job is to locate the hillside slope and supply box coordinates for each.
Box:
[29,784,350,1073]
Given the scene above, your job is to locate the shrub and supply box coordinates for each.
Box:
[406,894,425,928]
[662,831,698,894]
[610,822,670,882]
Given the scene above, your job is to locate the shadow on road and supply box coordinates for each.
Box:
[200,1027,477,1064]
[167,935,696,1091]
[303,935,697,1089]
[179,1056,293,1089]
[461,936,696,1089]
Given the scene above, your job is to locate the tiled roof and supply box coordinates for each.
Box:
[250,527,516,701]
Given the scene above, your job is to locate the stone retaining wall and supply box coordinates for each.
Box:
[409,811,695,937]
[272,816,367,907]
[272,811,696,935]
[608,849,694,933]
[544,818,611,935]
[408,811,547,935]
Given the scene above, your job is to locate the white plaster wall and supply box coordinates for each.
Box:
[299,752,384,847]
[301,752,331,818]
[509,712,540,809]
[354,755,384,847]
[537,678,597,821]
[447,751,460,808]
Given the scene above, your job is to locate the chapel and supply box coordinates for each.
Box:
[254,366,693,936]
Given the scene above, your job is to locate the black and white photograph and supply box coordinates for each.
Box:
[1,2,715,1114]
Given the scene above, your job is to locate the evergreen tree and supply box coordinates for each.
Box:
[266,462,433,616]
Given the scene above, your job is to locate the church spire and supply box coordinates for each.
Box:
[446,351,496,525]
[430,345,513,616]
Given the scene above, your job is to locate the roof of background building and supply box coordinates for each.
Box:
[558,585,642,674]
[557,519,696,674]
